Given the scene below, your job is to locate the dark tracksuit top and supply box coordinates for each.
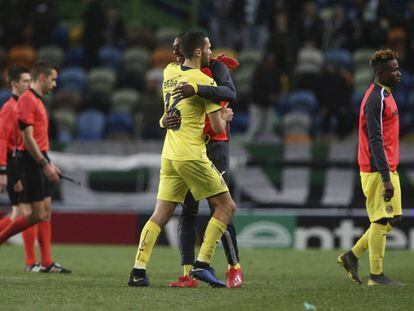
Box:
[200,59,236,141]
[358,83,399,182]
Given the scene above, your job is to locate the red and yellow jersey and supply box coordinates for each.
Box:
[358,83,399,181]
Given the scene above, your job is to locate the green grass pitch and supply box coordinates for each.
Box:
[0,245,412,310]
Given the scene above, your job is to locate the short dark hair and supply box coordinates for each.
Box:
[8,66,30,85]
[370,49,398,73]
[180,31,208,59]
[31,60,58,81]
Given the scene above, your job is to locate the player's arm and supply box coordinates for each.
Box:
[197,60,237,102]
[160,111,181,130]
[20,124,60,183]
[172,60,237,103]
[365,89,393,200]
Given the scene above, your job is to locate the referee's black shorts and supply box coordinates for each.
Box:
[6,153,24,205]
[206,140,230,184]
[17,151,55,203]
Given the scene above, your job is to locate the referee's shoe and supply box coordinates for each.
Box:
[40,262,72,273]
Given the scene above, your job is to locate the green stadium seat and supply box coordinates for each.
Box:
[111,88,140,113]
[88,67,117,94]
[38,45,65,68]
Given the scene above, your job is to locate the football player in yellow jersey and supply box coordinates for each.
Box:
[128,31,236,288]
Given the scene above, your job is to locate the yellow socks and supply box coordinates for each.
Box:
[196,217,226,264]
[228,263,241,270]
[369,223,388,275]
[351,228,370,258]
[183,264,192,276]
[134,220,161,269]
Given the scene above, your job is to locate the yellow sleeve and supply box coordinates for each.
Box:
[205,98,221,114]
[159,112,166,129]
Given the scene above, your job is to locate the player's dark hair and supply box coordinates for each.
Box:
[370,49,398,73]
[31,60,58,81]
[8,66,30,86]
[180,31,208,59]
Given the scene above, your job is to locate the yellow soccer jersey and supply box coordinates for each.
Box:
[161,62,221,161]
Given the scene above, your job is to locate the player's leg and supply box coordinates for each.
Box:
[128,199,177,287]
[207,140,242,287]
[35,196,70,273]
[0,153,51,244]
[367,172,404,286]
[129,158,185,287]
[174,158,234,287]
[15,203,40,272]
[191,191,235,287]
[0,213,13,232]
[168,191,199,288]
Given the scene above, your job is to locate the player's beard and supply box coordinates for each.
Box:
[201,52,209,68]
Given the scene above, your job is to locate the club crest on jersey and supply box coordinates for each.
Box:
[385,205,393,214]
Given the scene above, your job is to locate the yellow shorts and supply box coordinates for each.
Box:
[360,171,402,223]
[157,158,229,204]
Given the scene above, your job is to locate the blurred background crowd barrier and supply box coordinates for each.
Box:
[1,0,414,248]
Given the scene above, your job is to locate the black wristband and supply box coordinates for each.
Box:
[0,166,7,175]
[38,158,49,167]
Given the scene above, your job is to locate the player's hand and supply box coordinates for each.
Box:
[221,107,234,122]
[0,174,7,192]
[43,163,60,183]
[383,180,394,202]
[14,180,23,192]
[172,83,195,101]
[162,112,181,130]
[215,53,240,70]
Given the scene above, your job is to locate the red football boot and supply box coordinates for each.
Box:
[226,268,243,288]
[168,275,199,288]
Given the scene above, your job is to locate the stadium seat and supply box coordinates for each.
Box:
[38,45,65,68]
[151,47,175,68]
[0,89,12,107]
[281,111,312,143]
[111,88,140,113]
[287,90,318,113]
[53,90,82,110]
[353,49,375,70]
[297,47,324,68]
[65,47,85,67]
[7,45,37,68]
[354,68,373,93]
[324,49,352,69]
[99,46,122,71]
[237,49,262,69]
[105,112,134,139]
[295,46,323,75]
[120,47,150,89]
[76,109,106,141]
[122,47,150,72]
[53,108,76,143]
[155,27,180,48]
[88,67,117,94]
[58,67,88,93]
